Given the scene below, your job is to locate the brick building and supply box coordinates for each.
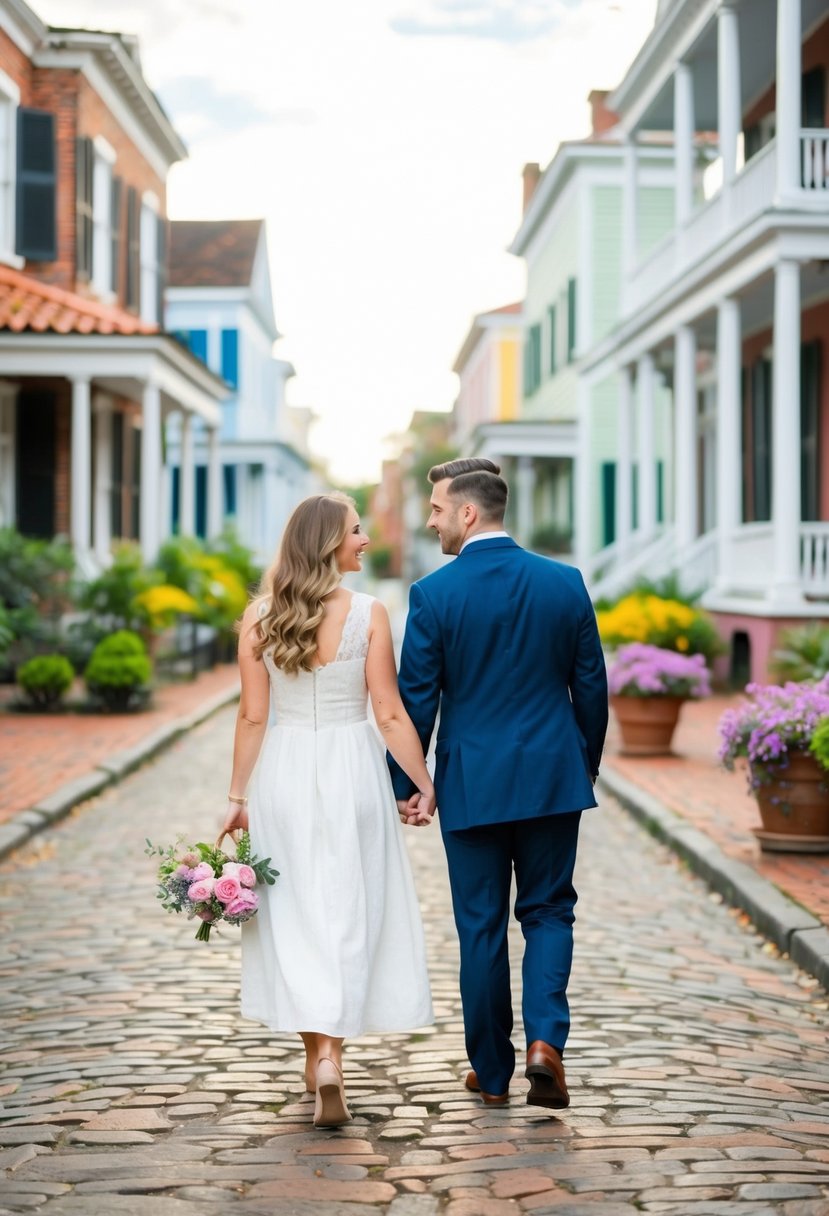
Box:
[0,0,226,564]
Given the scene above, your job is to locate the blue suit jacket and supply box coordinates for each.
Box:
[389,537,608,832]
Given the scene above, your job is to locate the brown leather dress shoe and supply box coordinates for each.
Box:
[464,1070,509,1106]
[525,1041,570,1109]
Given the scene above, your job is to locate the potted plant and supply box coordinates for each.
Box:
[608,642,711,755]
[718,676,829,853]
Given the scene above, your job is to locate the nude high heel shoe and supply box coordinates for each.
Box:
[313,1057,351,1128]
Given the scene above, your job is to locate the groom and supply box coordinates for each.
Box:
[389,457,608,1108]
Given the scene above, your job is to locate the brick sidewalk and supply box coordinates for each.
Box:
[603,694,829,928]
[0,664,240,825]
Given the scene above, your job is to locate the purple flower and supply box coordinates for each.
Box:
[608,644,711,699]
[717,674,829,787]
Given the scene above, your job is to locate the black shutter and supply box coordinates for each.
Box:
[155,214,167,327]
[75,135,93,277]
[110,175,122,295]
[125,186,140,311]
[601,461,616,546]
[16,390,56,537]
[16,109,56,261]
[751,358,772,522]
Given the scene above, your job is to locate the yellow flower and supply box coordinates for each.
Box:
[133,584,199,628]
[676,635,689,651]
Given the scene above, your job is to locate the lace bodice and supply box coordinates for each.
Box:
[261,592,373,730]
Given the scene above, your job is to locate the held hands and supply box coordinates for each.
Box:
[397,790,435,827]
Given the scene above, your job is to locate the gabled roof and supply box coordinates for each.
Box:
[0,265,157,335]
[453,302,523,374]
[169,220,264,289]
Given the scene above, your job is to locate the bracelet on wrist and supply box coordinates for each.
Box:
[228,794,248,805]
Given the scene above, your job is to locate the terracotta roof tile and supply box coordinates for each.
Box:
[0,265,158,335]
[169,219,263,288]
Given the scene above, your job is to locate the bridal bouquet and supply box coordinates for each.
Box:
[146,831,279,942]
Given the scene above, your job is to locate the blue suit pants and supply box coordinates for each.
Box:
[440,811,582,1096]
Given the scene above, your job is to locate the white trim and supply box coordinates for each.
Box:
[141,189,160,213]
[0,2,45,58]
[92,133,116,164]
[0,67,19,269]
[577,180,593,356]
[33,50,175,179]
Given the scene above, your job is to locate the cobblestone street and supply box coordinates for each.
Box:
[1,705,828,1216]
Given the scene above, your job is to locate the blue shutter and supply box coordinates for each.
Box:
[171,465,180,532]
[188,329,208,362]
[16,109,57,261]
[195,466,207,538]
[602,461,616,545]
[221,329,239,388]
[548,305,557,375]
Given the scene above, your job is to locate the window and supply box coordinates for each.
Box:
[223,464,237,517]
[801,340,821,521]
[747,357,772,523]
[16,108,56,261]
[140,193,159,324]
[566,278,577,363]
[548,305,557,375]
[91,137,115,296]
[221,329,239,388]
[110,176,122,295]
[0,69,19,263]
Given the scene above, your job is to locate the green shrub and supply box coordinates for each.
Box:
[0,528,76,661]
[84,630,152,711]
[206,526,262,594]
[78,544,161,633]
[771,622,829,684]
[17,654,74,710]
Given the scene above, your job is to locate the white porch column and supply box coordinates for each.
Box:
[70,376,92,553]
[637,353,658,539]
[93,396,112,563]
[776,0,802,202]
[715,297,742,593]
[621,137,638,297]
[140,381,162,562]
[515,455,534,547]
[674,326,697,552]
[717,4,742,189]
[207,425,223,539]
[770,259,803,605]
[616,365,634,557]
[674,63,695,228]
[574,381,592,569]
[0,386,17,528]
[179,411,195,537]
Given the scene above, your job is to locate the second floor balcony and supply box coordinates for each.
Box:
[615,0,829,322]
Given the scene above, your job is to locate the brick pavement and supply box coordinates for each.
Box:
[0,705,828,1214]
[602,696,829,929]
[0,666,240,825]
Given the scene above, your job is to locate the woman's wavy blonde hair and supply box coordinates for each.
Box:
[251,492,354,673]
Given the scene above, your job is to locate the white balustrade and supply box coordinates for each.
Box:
[801,130,829,192]
[800,524,829,594]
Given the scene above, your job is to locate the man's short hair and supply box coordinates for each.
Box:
[428,457,508,523]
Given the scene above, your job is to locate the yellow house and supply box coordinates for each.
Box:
[451,302,523,451]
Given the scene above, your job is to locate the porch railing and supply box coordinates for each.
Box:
[800,524,829,594]
[801,130,829,192]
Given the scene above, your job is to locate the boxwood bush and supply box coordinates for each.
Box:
[17,654,74,710]
[84,630,152,712]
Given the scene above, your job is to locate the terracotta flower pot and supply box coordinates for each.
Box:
[752,752,829,853]
[610,694,685,756]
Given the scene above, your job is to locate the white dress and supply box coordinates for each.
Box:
[241,591,434,1037]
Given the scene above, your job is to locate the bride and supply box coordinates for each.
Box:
[220,493,434,1127]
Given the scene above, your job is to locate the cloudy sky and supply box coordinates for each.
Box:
[38,0,657,484]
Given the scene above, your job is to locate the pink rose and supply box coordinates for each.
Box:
[188,877,215,902]
[221,863,255,886]
[225,890,258,918]
[214,875,241,904]
[191,862,213,881]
